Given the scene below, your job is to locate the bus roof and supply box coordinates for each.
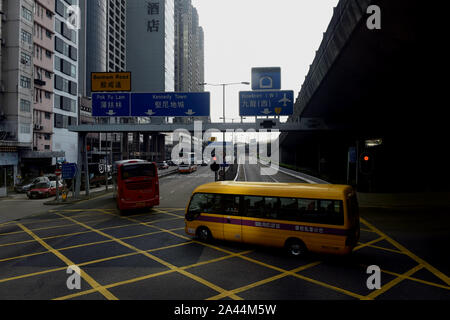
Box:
[192,181,353,200]
[114,159,147,166]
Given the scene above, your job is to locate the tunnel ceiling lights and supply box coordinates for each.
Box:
[365,139,383,147]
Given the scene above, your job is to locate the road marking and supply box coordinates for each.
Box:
[0,216,110,237]
[54,249,253,300]
[0,229,188,285]
[16,223,118,300]
[0,225,183,263]
[208,261,322,300]
[358,242,404,255]
[53,212,243,300]
[372,266,450,290]
[361,217,450,286]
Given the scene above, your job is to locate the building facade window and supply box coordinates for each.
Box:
[21,30,32,44]
[20,76,31,88]
[22,6,33,21]
[20,99,31,112]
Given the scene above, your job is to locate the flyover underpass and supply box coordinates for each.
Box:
[280,0,449,192]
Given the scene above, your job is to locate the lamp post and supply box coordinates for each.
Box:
[200,82,250,180]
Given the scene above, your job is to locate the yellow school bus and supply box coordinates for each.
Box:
[185,182,360,256]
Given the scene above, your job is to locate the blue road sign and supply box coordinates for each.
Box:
[131,92,210,117]
[239,90,294,116]
[62,163,78,180]
[92,93,131,117]
[252,67,281,90]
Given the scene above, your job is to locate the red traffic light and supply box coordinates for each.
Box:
[363,156,370,161]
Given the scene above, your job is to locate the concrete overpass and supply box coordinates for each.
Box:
[280,0,449,192]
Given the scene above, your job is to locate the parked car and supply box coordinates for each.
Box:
[14,176,50,193]
[44,174,57,182]
[157,161,169,170]
[64,172,112,190]
[27,181,62,199]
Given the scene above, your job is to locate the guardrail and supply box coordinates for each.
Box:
[258,158,330,184]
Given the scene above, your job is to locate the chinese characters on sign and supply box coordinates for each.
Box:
[239,90,294,116]
[147,1,160,32]
[92,93,131,117]
[92,92,210,117]
[131,92,210,117]
[91,72,131,92]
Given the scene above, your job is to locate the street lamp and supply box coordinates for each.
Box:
[201,81,250,180]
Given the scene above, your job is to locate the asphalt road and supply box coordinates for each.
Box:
[0,162,448,300]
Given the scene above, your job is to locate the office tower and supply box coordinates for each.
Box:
[126,0,175,93]
[174,0,206,124]
[53,0,79,164]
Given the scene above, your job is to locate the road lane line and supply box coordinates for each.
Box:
[53,212,243,300]
[207,261,322,300]
[55,249,253,300]
[371,266,450,290]
[361,217,450,286]
[16,223,118,300]
[0,225,183,263]
[0,216,110,237]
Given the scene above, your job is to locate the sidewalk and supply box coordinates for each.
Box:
[357,191,450,209]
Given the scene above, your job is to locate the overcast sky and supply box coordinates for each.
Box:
[191,0,339,124]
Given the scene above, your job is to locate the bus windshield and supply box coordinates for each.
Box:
[121,164,156,179]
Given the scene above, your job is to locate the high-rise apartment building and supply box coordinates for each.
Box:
[53,0,79,164]
[32,0,55,156]
[0,0,36,187]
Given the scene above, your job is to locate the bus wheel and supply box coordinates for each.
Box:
[286,239,307,257]
[197,227,212,242]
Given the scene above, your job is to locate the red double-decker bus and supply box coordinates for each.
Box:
[113,160,159,212]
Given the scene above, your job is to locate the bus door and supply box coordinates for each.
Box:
[221,194,242,242]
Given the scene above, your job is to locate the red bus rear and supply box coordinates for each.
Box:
[113,160,159,211]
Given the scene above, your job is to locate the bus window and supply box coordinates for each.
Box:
[221,194,240,216]
[265,197,279,219]
[278,197,299,220]
[188,194,212,214]
[187,193,210,220]
[122,164,155,179]
[297,198,344,225]
[243,196,265,218]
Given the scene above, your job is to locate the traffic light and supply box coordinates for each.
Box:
[359,152,374,175]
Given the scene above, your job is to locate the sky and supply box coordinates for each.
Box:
[190,0,339,125]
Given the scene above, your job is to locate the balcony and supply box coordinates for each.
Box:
[34,78,46,86]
